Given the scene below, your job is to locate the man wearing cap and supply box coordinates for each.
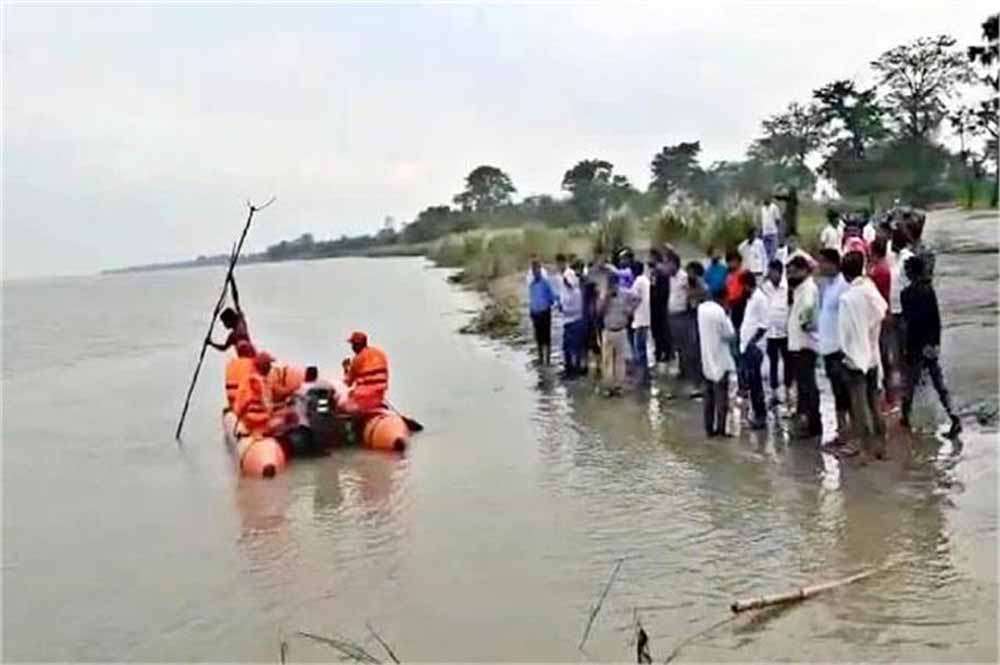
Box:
[342,331,390,413]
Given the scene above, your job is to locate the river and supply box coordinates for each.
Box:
[3,211,997,661]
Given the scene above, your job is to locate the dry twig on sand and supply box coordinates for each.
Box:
[366,622,401,664]
[296,630,381,663]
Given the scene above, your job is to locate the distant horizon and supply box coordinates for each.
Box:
[4,2,994,279]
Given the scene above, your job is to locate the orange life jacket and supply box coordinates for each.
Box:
[225,357,256,409]
[345,346,389,410]
[235,372,273,435]
[268,364,306,405]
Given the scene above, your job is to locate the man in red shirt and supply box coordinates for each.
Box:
[867,237,891,305]
[868,236,894,405]
[724,250,748,329]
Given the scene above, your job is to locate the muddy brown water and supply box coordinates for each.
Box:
[3,211,997,661]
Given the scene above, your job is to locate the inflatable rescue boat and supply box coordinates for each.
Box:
[222,409,288,478]
[223,388,414,478]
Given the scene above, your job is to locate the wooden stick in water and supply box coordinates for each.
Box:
[578,556,626,651]
[730,567,881,614]
[174,197,275,443]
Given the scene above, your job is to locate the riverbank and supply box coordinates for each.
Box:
[451,207,999,419]
[7,243,997,661]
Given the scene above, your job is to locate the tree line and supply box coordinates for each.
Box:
[268,15,997,258]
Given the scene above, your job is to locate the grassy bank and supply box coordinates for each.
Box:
[426,200,827,338]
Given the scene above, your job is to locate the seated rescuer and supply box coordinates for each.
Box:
[342,331,389,412]
[224,340,257,410]
[234,351,275,437]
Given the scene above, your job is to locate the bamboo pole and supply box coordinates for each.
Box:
[174,197,275,443]
[579,556,627,652]
[730,567,881,614]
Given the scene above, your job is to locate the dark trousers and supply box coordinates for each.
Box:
[703,373,730,436]
[742,345,766,421]
[669,312,699,381]
[902,352,956,419]
[791,349,821,433]
[766,337,792,391]
[650,296,670,362]
[530,309,552,362]
[822,352,851,416]
[844,367,885,454]
[562,319,586,373]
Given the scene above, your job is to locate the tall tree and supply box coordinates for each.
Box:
[561,159,613,222]
[749,102,825,191]
[649,142,703,200]
[561,159,636,221]
[813,80,886,159]
[402,204,454,243]
[967,13,999,177]
[453,165,516,213]
[870,35,973,140]
[813,80,888,198]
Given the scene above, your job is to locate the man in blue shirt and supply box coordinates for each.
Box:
[704,245,729,297]
[815,248,851,451]
[528,257,558,365]
[604,249,636,288]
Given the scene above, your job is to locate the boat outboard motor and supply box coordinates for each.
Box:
[305,387,338,435]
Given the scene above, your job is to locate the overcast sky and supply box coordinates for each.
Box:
[2,2,994,279]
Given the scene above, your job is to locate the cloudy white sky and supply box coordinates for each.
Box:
[2,1,994,278]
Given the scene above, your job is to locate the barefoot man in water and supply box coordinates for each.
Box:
[207,278,251,353]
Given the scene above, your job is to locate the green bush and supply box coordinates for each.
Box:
[649,210,687,247]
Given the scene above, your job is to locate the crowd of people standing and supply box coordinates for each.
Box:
[525,202,962,462]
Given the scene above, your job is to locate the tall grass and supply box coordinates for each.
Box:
[429,225,590,284]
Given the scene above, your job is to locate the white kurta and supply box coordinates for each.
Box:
[788,278,819,352]
[697,300,736,382]
[630,274,652,328]
[838,276,887,372]
[739,289,770,353]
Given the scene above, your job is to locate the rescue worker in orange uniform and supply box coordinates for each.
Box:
[267,362,307,434]
[234,350,275,438]
[268,363,307,406]
[342,331,389,413]
[224,340,257,410]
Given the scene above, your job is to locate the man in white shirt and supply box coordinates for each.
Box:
[759,196,781,263]
[862,220,877,245]
[629,261,652,384]
[887,225,914,403]
[761,259,792,407]
[777,234,818,271]
[816,248,852,449]
[838,251,888,460]
[787,255,822,438]
[819,210,843,251]
[738,272,769,429]
[560,265,586,377]
[739,227,768,278]
[697,290,737,437]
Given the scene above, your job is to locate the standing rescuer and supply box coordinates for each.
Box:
[342,331,389,413]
